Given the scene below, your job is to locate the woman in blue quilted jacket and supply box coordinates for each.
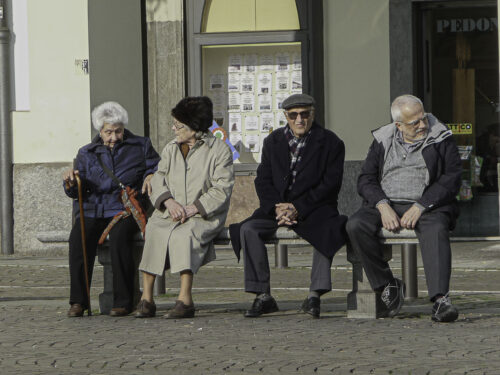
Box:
[63,101,160,317]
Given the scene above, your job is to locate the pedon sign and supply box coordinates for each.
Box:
[437,17,498,33]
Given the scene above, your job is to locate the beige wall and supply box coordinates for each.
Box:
[323,0,391,161]
[12,0,91,164]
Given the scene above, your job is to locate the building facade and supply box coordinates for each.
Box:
[2,0,499,254]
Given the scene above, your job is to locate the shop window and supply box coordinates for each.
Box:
[202,0,300,33]
[419,1,499,235]
[202,42,302,163]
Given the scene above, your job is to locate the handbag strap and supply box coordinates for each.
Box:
[96,153,126,190]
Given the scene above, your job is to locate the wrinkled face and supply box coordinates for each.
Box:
[100,122,124,148]
[395,103,429,143]
[285,106,314,138]
[172,118,196,144]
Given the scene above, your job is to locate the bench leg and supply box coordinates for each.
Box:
[347,243,392,319]
[274,244,288,268]
[401,244,418,300]
[97,245,113,315]
[98,243,143,314]
[154,272,166,296]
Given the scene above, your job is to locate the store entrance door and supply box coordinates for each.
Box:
[418,0,499,235]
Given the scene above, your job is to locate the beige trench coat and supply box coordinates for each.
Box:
[139,132,234,275]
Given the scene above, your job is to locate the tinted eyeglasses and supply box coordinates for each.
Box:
[286,110,313,120]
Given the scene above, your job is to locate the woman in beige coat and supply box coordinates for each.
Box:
[134,96,234,319]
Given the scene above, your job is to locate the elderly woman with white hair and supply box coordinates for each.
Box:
[63,101,160,317]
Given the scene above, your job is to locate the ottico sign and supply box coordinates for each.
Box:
[437,18,498,33]
[447,123,473,135]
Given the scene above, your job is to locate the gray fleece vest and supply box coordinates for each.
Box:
[380,134,429,202]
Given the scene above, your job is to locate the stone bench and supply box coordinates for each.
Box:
[96,226,304,314]
[38,228,500,317]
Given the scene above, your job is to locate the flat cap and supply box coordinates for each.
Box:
[282,93,316,110]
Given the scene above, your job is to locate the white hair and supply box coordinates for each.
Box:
[390,95,424,122]
[91,101,128,131]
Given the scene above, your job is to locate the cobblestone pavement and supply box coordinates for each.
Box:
[1,243,500,374]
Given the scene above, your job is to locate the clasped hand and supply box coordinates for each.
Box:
[377,203,422,231]
[164,198,198,223]
[275,202,298,226]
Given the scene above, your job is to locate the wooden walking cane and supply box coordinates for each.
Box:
[75,174,92,316]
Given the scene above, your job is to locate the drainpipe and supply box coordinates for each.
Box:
[0,0,13,255]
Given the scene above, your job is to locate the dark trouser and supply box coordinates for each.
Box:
[69,215,139,310]
[346,203,452,301]
[240,219,333,295]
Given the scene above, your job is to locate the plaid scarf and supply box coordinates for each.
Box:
[284,125,310,191]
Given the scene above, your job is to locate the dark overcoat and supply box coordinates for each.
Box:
[229,122,347,260]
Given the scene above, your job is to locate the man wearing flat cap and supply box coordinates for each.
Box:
[230,93,347,318]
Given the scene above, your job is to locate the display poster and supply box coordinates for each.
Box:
[209,74,225,91]
[228,54,243,72]
[258,95,272,111]
[244,54,258,73]
[260,113,274,132]
[292,53,302,71]
[275,92,288,110]
[228,93,241,112]
[241,74,255,93]
[244,115,259,131]
[276,72,289,92]
[245,134,260,153]
[241,93,255,112]
[291,71,302,92]
[229,113,242,133]
[259,54,274,71]
[228,73,240,92]
[258,73,272,95]
[275,52,290,72]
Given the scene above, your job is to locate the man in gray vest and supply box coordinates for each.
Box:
[346,95,462,322]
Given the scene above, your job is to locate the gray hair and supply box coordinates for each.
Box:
[391,95,424,122]
[91,101,129,131]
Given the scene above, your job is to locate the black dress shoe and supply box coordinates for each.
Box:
[244,296,279,318]
[301,296,320,318]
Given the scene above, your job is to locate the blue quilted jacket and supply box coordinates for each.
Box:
[64,129,160,218]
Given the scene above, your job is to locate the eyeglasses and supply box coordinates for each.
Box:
[285,110,313,120]
[173,119,185,130]
[400,113,428,127]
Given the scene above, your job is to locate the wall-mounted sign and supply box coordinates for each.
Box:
[448,123,473,135]
[437,18,498,33]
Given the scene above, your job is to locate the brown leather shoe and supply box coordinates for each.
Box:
[134,300,156,318]
[67,303,84,317]
[109,307,131,317]
[164,300,195,319]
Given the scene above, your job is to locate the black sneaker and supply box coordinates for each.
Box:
[431,294,458,322]
[244,295,279,318]
[380,278,405,318]
[300,296,321,318]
